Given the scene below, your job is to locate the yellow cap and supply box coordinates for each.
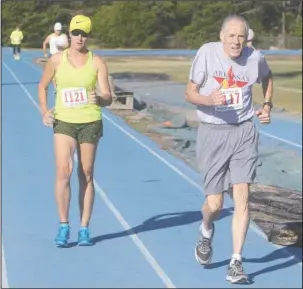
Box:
[69,15,92,34]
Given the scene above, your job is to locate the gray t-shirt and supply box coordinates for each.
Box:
[189,42,270,124]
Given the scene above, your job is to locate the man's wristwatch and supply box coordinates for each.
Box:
[263,101,273,109]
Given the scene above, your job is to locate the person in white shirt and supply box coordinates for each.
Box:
[42,22,69,91]
[246,28,255,48]
[186,15,273,285]
[43,23,69,57]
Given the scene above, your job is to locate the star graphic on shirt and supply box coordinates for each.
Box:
[213,67,248,89]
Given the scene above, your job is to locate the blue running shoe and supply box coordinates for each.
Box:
[78,227,94,246]
[54,223,70,247]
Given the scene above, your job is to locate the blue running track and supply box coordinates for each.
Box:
[2,49,302,288]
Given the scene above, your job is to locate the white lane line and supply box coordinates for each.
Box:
[276,86,302,93]
[2,60,176,289]
[22,59,43,73]
[8,59,302,268]
[259,131,302,149]
[2,62,40,111]
[2,243,9,288]
[93,181,175,288]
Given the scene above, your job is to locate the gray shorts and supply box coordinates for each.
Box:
[196,119,259,195]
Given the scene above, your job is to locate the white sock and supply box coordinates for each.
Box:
[200,222,213,239]
[230,254,242,264]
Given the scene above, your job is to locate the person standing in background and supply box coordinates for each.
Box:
[10,25,24,60]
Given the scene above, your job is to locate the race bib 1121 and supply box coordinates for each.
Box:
[215,87,243,112]
[61,87,88,107]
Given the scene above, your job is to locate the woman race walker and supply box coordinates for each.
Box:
[38,15,112,247]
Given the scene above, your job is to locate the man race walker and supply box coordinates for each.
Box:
[42,22,69,91]
[186,15,273,284]
[38,15,112,247]
[43,22,69,58]
[246,28,255,48]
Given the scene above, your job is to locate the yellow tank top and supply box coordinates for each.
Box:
[54,49,101,123]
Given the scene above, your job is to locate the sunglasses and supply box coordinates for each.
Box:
[71,29,89,38]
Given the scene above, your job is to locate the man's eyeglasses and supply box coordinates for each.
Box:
[71,29,88,38]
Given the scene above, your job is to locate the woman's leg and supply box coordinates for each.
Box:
[53,133,77,246]
[76,120,102,246]
[77,142,98,226]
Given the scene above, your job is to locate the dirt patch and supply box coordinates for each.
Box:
[228,184,302,248]
[111,108,197,166]
[111,72,171,81]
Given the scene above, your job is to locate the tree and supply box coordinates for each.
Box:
[1,0,301,49]
[92,2,162,48]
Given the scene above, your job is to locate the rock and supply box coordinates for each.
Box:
[160,114,188,129]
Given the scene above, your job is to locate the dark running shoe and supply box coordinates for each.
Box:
[226,259,249,284]
[194,223,215,265]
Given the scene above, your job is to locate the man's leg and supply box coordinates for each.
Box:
[195,123,231,265]
[53,121,77,247]
[202,194,224,231]
[196,193,224,265]
[232,183,250,256]
[226,183,250,284]
[226,120,258,284]
[76,120,102,246]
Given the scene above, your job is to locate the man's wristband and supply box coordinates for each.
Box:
[263,101,273,109]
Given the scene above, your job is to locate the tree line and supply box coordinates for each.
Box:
[2,0,302,49]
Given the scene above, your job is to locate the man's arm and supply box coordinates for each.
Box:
[262,70,273,111]
[258,53,274,111]
[185,45,224,107]
[185,46,208,106]
[186,81,210,106]
[62,34,69,48]
[254,53,273,124]
[42,35,51,55]
[94,55,112,107]
[186,80,224,107]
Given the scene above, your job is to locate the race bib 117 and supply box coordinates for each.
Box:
[215,87,243,112]
[61,87,88,107]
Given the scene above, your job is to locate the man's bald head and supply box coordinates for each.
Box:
[221,15,249,40]
[220,15,249,59]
